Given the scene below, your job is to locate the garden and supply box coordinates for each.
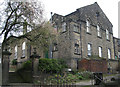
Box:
[10,58,93,85]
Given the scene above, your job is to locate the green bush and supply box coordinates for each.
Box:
[38,58,67,73]
[12,59,17,65]
[79,71,92,79]
[22,60,32,70]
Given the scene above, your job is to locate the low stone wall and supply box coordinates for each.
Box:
[107,59,119,73]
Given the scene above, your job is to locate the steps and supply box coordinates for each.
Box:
[9,72,24,83]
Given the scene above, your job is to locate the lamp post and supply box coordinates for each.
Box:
[30,47,40,82]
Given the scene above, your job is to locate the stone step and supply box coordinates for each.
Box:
[9,72,24,83]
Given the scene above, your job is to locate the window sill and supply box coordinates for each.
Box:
[73,31,80,34]
[21,56,25,59]
[52,50,58,52]
[60,31,67,34]
[74,53,80,55]
[106,39,110,42]
[86,32,91,35]
[97,36,102,39]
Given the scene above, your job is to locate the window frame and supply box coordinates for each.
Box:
[73,24,79,33]
[97,25,101,37]
[74,40,80,55]
[87,43,92,56]
[106,29,109,40]
[86,19,90,33]
[108,48,111,59]
[22,42,26,57]
[14,45,17,59]
[98,46,102,57]
[62,22,66,32]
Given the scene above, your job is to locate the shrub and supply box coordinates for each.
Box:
[79,71,92,79]
[38,58,67,73]
[12,59,17,65]
[22,60,32,70]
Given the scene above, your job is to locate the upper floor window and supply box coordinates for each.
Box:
[98,46,102,57]
[22,42,25,57]
[97,25,101,37]
[62,22,66,32]
[86,19,90,33]
[73,24,79,33]
[106,29,109,40]
[87,43,92,56]
[14,45,17,59]
[108,48,111,59]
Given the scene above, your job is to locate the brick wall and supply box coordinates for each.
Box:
[78,59,107,73]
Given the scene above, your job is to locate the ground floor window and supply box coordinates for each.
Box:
[98,46,102,57]
[87,43,92,56]
[108,48,111,59]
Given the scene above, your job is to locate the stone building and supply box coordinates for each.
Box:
[113,37,120,59]
[4,24,51,69]
[51,2,118,71]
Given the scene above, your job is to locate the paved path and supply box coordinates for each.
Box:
[75,74,120,85]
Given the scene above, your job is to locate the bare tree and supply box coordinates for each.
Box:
[0,0,45,43]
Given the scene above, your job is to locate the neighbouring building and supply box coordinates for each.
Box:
[114,37,120,59]
[51,2,118,72]
[4,23,51,69]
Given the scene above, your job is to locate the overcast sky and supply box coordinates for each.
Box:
[40,0,119,38]
[0,0,119,43]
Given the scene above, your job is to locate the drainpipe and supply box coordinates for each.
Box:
[77,9,82,59]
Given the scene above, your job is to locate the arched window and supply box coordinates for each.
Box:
[22,42,25,57]
[14,45,17,59]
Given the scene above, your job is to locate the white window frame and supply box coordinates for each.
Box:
[98,46,102,57]
[106,29,109,40]
[22,42,25,57]
[62,22,66,32]
[14,45,17,59]
[108,48,111,59]
[86,19,90,33]
[87,43,92,56]
[97,25,101,37]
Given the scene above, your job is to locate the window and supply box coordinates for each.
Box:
[62,22,66,32]
[97,25,101,37]
[108,48,111,59]
[106,29,109,40]
[88,43,92,56]
[98,46,102,57]
[73,24,79,33]
[74,44,79,54]
[86,19,90,33]
[53,43,58,51]
[14,45,17,59]
[22,42,25,57]
[74,40,80,54]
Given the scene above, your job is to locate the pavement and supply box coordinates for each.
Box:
[75,74,120,85]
